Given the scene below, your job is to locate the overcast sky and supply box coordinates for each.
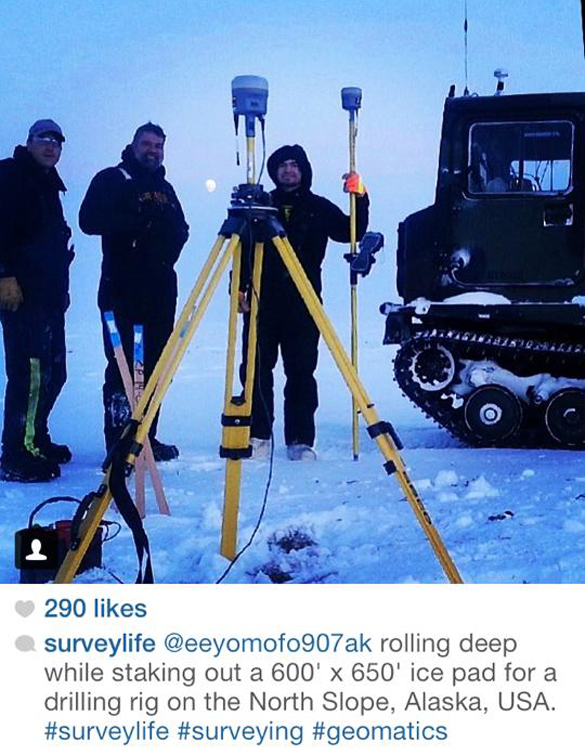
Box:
[0,0,583,327]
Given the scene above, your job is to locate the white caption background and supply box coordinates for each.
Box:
[3,584,582,749]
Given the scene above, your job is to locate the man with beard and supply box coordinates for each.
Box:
[240,144,369,461]
[0,119,73,482]
[79,123,189,461]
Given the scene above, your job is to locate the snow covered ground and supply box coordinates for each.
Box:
[2,266,584,586]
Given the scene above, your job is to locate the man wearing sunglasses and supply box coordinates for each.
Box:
[0,119,74,482]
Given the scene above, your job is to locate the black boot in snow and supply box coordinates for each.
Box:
[150,438,179,462]
[37,438,72,464]
[0,450,60,482]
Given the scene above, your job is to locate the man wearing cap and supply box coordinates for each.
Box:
[0,119,74,482]
[240,144,369,461]
[79,123,189,462]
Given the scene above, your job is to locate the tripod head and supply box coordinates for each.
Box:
[232,76,268,184]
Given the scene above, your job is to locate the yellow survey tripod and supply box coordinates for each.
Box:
[52,76,463,585]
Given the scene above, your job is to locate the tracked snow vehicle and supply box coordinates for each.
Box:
[382,89,585,447]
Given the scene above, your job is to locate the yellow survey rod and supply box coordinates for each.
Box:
[348,113,359,461]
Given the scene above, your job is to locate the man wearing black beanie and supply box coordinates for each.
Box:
[241,144,369,461]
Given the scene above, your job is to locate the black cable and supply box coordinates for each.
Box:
[104,567,126,584]
[257,117,267,184]
[582,0,585,57]
[102,519,122,543]
[95,519,126,583]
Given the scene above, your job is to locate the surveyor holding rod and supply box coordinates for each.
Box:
[240,144,369,461]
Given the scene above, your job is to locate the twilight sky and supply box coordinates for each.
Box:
[0,0,583,327]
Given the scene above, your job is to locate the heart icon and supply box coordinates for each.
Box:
[15,600,35,617]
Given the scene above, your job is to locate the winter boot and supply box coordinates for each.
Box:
[250,437,271,459]
[286,443,317,461]
[0,450,60,482]
[151,438,179,462]
[37,437,72,464]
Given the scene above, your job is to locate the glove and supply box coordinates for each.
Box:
[0,276,24,311]
[343,172,367,196]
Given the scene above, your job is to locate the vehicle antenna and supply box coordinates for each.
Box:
[463,0,469,96]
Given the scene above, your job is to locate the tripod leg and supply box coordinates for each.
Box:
[54,234,238,583]
[271,233,463,584]
[131,234,229,429]
[220,241,264,560]
[242,244,264,405]
[53,483,113,583]
[133,234,240,448]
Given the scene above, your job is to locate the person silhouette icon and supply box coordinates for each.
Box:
[25,538,47,561]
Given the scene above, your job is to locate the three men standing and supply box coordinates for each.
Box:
[0,120,73,482]
[79,123,189,461]
[0,125,367,479]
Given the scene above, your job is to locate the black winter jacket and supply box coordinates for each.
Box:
[79,146,189,319]
[250,144,369,316]
[0,146,72,310]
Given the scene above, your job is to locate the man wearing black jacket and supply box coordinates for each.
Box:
[242,144,369,461]
[79,123,189,461]
[0,119,73,482]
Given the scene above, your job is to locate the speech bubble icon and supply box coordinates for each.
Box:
[15,600,35,617]
[15,635,36,652]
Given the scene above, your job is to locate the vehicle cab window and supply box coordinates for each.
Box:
[468,121,573,195]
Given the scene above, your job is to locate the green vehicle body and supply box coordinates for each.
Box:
[383,92,585,447]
